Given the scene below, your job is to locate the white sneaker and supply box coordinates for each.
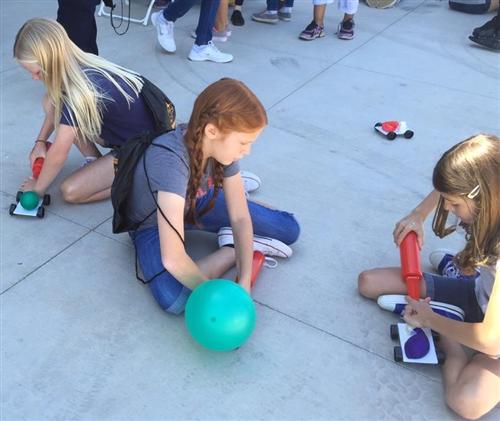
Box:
[151,11,176,53]
[217,227,292,258]
[240,170,261,194]
[188,41,233,63]
[429,249,454,272]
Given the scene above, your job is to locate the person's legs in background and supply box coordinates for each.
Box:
[188,0,234,63]
[251,0,294,23]
[337,0,358,40]
[299,1,332,41]
[214,0,230,35]
[57,0,100,54]
[231,0,245,26]
[151,0,197,53]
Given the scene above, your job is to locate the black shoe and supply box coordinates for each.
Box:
[469,31,500,51]
[472,15,499,37]
[231,10,245,26]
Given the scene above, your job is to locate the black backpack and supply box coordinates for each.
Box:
[111,77,176,234]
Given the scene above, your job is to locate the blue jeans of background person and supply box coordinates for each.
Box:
[267,0,294,10]
[131,188,300,315]
[163,0,220,45]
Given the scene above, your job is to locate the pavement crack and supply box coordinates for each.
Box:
[1,230,92,295]
[255,300,442,384]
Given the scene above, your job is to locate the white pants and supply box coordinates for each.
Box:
[312,0,359,14]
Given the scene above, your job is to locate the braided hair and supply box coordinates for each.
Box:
[184,78,267,225]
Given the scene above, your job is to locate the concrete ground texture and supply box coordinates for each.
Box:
[1,0,499,420]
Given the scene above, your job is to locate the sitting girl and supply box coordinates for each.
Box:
[358,134,499,420]
[14,18,158,203]
[127,78,300,313]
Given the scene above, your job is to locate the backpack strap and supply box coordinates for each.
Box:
[133,142,187,284]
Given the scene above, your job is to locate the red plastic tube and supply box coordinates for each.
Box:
[32,142,51,179]
[250,251,265,288]
[400,231,422,300]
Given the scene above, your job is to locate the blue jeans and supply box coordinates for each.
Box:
[163,0,220,45]
[131,188,300,315]
[267,0,294,10]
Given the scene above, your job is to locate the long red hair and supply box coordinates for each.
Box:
[184,78,267,225]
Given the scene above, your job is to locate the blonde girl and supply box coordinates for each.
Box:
[14,18,157,203]
[358,135,500,419]
[127,78,300,313]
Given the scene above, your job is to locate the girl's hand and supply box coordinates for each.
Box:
[29,141,47,168]
[403,296,434,328]
[20,177,41,195]
[393,211,425,248]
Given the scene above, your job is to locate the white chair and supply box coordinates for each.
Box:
[98,0,156,26]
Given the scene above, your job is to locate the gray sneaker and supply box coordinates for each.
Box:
[252,10,279,24]
[278,11,292,22]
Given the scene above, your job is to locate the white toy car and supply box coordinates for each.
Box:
[374,121,414,141]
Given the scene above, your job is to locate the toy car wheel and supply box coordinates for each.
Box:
[9,203,16,215]
[16,191,23,202]
[374,122,382,128]
[390,324,399,341]
[437,350,446,365]
[394,346,403,363]
[404,130,414,139]
[386,132,397,141]
[43,194,51,206]
[36,206,45,219]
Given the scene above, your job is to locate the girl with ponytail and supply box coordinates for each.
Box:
[127,78,300,313]
[14,18,157,203]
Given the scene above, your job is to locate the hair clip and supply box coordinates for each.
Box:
[467,185,480,199]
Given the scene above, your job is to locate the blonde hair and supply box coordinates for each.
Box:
[13,18,144,145]
[433,134,500,270]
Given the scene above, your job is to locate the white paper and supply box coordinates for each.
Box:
[12,199,43,217]
[397,323,438,364]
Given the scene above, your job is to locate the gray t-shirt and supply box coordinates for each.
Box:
[475,260,498,314]
[128,124,239,230]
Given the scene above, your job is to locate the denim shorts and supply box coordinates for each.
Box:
[423,272,484,323]
[131,188,300,315]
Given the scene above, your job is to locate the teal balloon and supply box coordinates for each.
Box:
[185,279,256,351]
[20,191,39,210]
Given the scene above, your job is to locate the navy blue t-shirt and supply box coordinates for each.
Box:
[60,69,156,148]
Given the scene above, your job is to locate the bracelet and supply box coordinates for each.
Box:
[35,139,47,144]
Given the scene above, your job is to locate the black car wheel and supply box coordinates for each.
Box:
[394,346,403,362]
[404,130,414,139]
